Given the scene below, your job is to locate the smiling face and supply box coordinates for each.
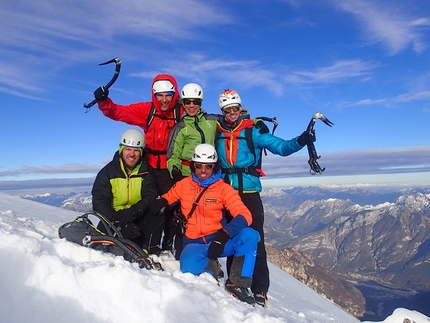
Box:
[222,105,241,123]
[120,147,142,172]
[193,162,215,180]
[182,98,202,116]
[155,93,174,111]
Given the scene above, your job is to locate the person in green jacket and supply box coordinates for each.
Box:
[165,83,218,258]
[166,83,218,181]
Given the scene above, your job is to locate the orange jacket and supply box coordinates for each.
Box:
[162,176,252,240]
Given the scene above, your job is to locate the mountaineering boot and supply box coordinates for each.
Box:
[254,291,268,308]
[161,239,173,251]
[216,260,225,285]
[225,279,255,306]
[205,259,225,284]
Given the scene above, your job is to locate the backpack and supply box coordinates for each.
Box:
[58,211,162,270]
[146,102,182,130]
[215,116,278,174]
[247,116,278,171]
[215,116,278,195]
[145,102,182,157]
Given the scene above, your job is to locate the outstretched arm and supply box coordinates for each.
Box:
[98,99,151,129]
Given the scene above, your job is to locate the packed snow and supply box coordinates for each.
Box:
[0,192,428,323]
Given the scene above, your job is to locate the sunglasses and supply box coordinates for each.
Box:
[222,105,241,113]
[183,99,202,106]
[194,163,215,169]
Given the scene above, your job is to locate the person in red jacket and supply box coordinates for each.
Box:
[93,74,184,196]
[161,144,259,306]
[93,75,185,252]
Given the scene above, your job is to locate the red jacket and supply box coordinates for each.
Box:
[98,74,184,169]
[162,176,252,240]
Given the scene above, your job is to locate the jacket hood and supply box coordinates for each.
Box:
[218,114,254,131]
[151,74,180,113]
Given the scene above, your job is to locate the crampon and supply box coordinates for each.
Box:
[59,210,163,271]
[83,234,163,271]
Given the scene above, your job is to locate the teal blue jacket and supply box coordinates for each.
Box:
[216,115,304,192]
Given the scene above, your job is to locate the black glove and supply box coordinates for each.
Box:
[208,229,230,259]
[113,201,147,229]
[149,198,168,216]
[129,199,149,217]
[121,223,141,239]
[172,165,184,182]
[93,86,109,102]
[254,120,270,134]
[297,130,316,147]
[113,208,135,229]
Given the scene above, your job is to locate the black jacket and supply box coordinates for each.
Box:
[91,151,158,222]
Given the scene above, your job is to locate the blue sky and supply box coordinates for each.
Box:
[1,0,430,191]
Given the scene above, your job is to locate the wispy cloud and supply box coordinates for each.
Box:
[133,56,376,96]
[2,0,429,104]
[394,91,430,102]
[261,146,430,178]
[0,0,231,93]
[333,0,430,54]
[131,55,284,95]
[337,90,430,108]
[0,177,95,191]
[0,163,103,178]
[1,147,429,182]
[284,59,376,84]
[1,0,228,47]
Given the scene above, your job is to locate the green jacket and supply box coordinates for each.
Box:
[92,151,158,221]
[166,109,218,177]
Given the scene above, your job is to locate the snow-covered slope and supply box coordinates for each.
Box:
[0,192,428,323]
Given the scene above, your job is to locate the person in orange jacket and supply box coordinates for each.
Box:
[161,144,259,305]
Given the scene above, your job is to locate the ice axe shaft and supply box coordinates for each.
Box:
[83,57,122,110]
[306,112,334,175]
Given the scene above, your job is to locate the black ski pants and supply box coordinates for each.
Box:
[149,167,175,196]
[148,166,178,253]
[227,192,269,294]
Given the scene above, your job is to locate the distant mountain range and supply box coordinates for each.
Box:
[261,186,430,291]
[261,186,430,320]
[20,191,93,212]
[17,185,430,320]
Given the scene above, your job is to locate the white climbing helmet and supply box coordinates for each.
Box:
[218,89,242,110]
[191,144,218,163]
[181,83,204,100]
[119,128,146,148]
[153,80,176,94]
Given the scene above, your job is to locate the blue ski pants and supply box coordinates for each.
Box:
[180,227,259,279]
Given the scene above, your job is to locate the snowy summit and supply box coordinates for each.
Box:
[0,192,428,323]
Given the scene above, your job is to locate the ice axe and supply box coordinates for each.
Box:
[305,112,334,175]
[83,57,122,111]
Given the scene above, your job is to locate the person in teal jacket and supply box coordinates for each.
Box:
[166,83,218,180]
[215,89,311,307]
